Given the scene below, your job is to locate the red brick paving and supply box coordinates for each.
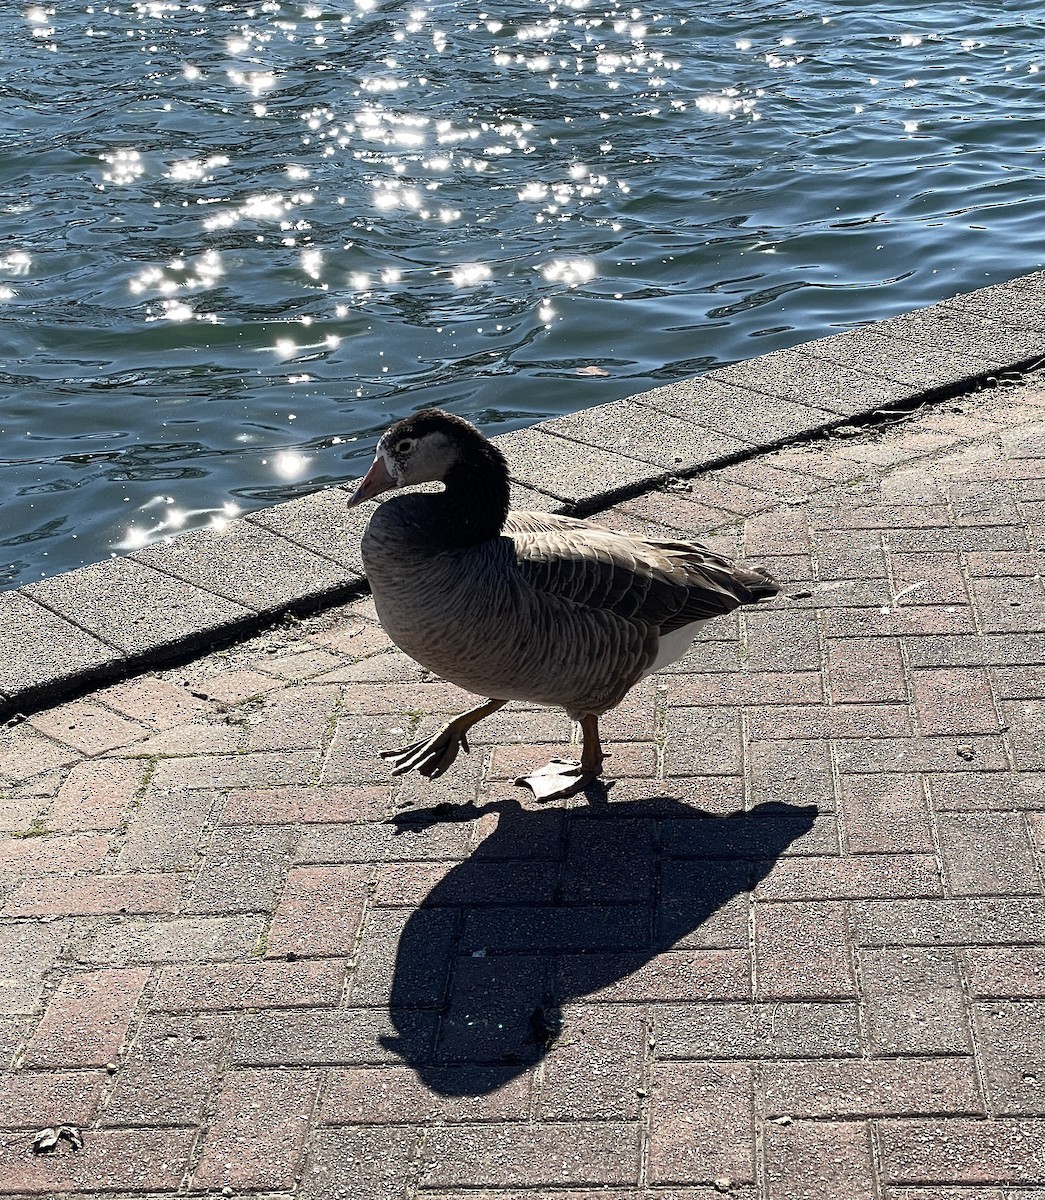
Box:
[4,380,1045,1194]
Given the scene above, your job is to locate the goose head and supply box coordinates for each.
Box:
[347,408,511,538]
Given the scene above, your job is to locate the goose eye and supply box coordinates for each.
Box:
[395,438,415,454]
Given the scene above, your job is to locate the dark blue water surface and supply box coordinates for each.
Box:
[2,1,1044,585]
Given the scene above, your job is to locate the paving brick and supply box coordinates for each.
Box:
[112,786,214,872]
[838,772,935,853]
[152,958,345,1012]
[742,608,822,673]
[29,699,149,755]
[756,853,941,900]
[97,673,212,729]
[760,1056,982,1118]
[926,771,1025,811]
[2,873,184,918]
[937,812,1041,896]
[852,897,1045,947]
[992,663,1045,699]
[652,1002,860,1060]
[369,858,557,907]
[185,825,293,915]
[755,901,855,1000]
[965,946,1045,998]
[889,550,969,604]
[826,602,976,638]
[911,666,1001,735]
[419,1121,639,1188]
[827,636,908,703]
[746,739,835,809]
[219,782,390,825]
[0,924,66,1015]
[267,865,368,960]
[974,1000,1045,1115]
[0,1069,106,1128]
[648,1062,754,1185]
[183,665,282,703]
[1003,700,1045,770]
[814,527,887,580]
[23,967,149,1069]
[436,952,554,1065]
[0,1125,196,1193]
[834,734,1009,774]
[567,950,751,1007]
[763,1120,875,1200]
[879,1117,1045,1184]
[299,1124,420,1200]
[0,786,48,835]
[560,817,655,904]
[241,683,342,751]
[149,747,322,791]
[746,702,911,741]
[0,831,110,876]
[49,757,145,832]
[0,1015,23,1069]
[193,1066,321,1190]
[972,575,1045,633]
[129,714,246,757]
[0,725,79,783]
[663,707,743,777]
[859,948,970,1054]
[744,507,811,555]
[656,859,750,950]
[234,1007,438,1066]
[295,819,474,865]
[103,1012,234,1126]
[73,914,266,966]
[536,1003,645,1120]
[671,671,822,707]
[322,1064,530,1124]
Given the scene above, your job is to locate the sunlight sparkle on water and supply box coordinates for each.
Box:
[100,150,145,185]
[451,263,492,287]
[273,452,310,479]
[541,258,597,287]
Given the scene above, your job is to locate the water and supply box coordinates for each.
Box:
[3,1,1044,588]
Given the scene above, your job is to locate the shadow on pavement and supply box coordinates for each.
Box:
[380,791,818,1095]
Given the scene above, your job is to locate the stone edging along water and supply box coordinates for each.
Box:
[3,271,1045,722]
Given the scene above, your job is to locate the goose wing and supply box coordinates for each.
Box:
[504,511,777,635]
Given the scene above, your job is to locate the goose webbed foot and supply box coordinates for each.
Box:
[515,712,604,801]
[381,698,507,780]
[514,759,596,801]
[381,726,467,779]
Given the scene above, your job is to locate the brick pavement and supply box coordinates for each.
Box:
[3,376,1045,1196]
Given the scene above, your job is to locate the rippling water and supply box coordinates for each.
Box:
[3,1,1044,586]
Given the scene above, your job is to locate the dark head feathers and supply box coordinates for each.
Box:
[382,407,491,449]
[382,408,510,542]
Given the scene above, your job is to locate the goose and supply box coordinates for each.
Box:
[347,407,779,801]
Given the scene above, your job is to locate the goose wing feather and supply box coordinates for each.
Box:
[505,511,776,635]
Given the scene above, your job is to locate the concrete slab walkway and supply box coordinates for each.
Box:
[4,358,1045,1193]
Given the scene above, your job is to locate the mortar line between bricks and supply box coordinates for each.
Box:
[291,1059,331,1196]
[956,523,1030,801]
[952,943,994,1122]
[866,1116,886,1200]
[636,1003,654,1189]
[338,877,375,1005]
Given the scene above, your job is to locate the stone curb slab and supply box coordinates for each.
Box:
[3,270,1045,719]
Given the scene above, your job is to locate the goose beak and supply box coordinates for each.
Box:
[347,453,396,507]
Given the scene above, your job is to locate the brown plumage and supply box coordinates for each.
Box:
[348,408,778,799]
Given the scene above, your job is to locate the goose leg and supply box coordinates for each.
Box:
[382,698,507,779]
[516,713,605,801]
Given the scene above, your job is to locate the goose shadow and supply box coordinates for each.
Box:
[379,791,818,1095]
